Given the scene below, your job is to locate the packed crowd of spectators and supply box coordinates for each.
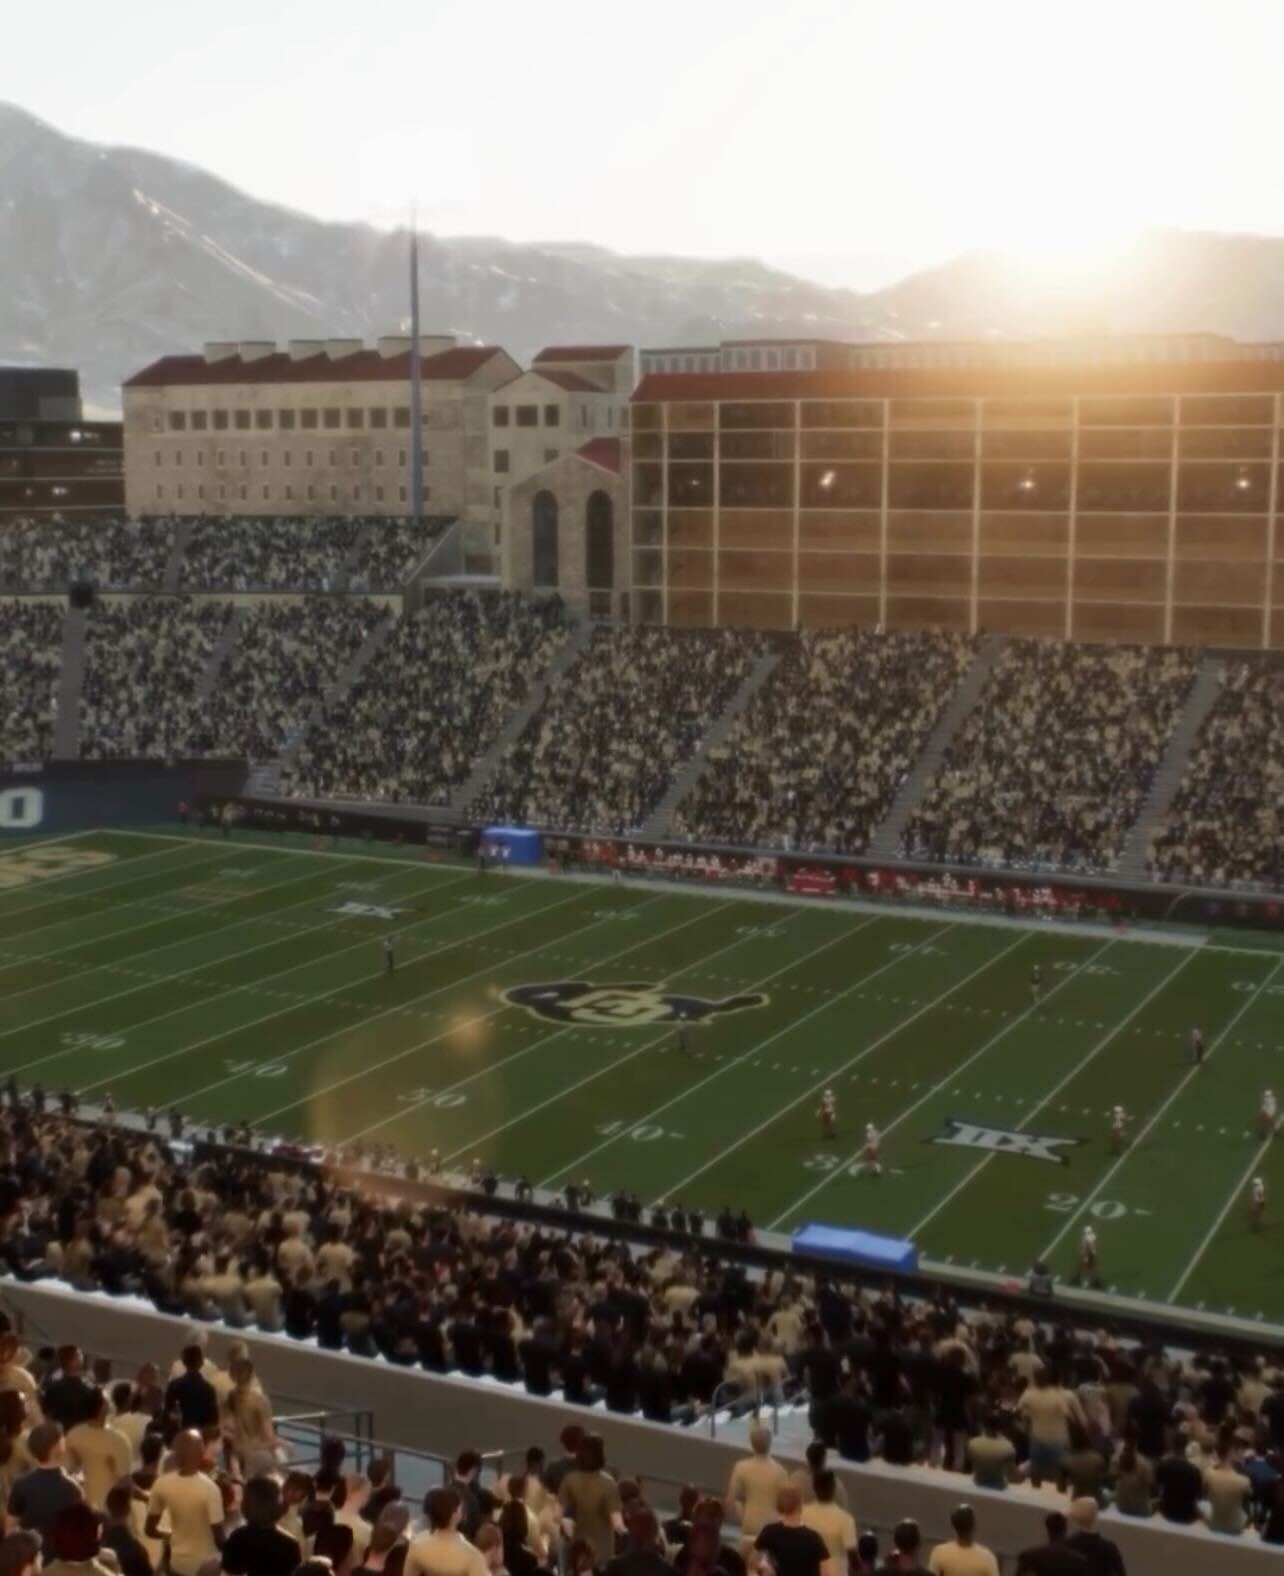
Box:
[0,603,63,764]
[79,600,233,760]
[670,631,975,855]
[4,1102,1284,1563]
[289,592,567,805]
[902,641,1197,874]
[469,629,763,837]
[1148,660,1284,892]
[188,600,388,763]
[0,519,172,592]
[351,519,453,593]
[179,520,361,593]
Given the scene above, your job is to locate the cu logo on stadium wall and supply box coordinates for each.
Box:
[502,981,768,1028]
[929,1119,1083,1166]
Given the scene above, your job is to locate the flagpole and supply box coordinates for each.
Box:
[408,211,424,524]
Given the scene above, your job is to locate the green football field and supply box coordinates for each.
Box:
[3,827,1284,1335]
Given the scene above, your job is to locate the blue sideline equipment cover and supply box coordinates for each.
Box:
[482,826,544,865]
[792,1222,918,1273]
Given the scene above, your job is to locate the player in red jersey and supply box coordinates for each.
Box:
[817,1089,837,1140]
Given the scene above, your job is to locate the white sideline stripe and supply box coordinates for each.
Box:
[536,919,956,1192]
[0,854,351,999]
[911,945,1204,1240]
[768,936,1120,1229]
[86,882,605,1104]
[651,929,1031,1207]
[1,864,477,1061]
[1166,971,1284,1301]
[1046,956,1284,1280]
[245,890,695,1122]
[0,839,220,918]
[334,896,752,1146]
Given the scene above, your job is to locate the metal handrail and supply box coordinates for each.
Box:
[707,1377,782,1439]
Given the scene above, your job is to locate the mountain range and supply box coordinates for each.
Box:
[4,101,1284,412]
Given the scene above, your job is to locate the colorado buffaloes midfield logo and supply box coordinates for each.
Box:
[503,980,768,1028]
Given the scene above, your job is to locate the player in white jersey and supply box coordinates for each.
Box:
[859,1123,882,1177]
[817,1089,837,1140]
[1260,1090,1280,1140]
[1109,1105,1129,1155]
[1029,964,1043,1005]
[1076,1225,1101,1287]
[1190,1024,1205,1065]
[1250,1177,1267,1231]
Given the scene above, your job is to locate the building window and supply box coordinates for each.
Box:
[347,409,365,429]
[218,485,226,501]
[234,410,251,430]
[394,407,410,428]
[375,449,384,467]
[398,449,406,467]
[280,451,289,468]
[239,451,248,467]
[494,449,510,473]
[532,490,559,587]
[352,486,361,503]
[262,486,270,500]
[330,485,338,501]
[493,406,510,427]
[375,484,384,503]
[255,410,273,430]
[217,450,225,466]
[213,410,229,430]
[174,451,183,467]
[152,415,162,433]
[168,411,187,431]
[284,484,292,501]
[351,449,360,467]
[580,405,589,427]
[240,484,247,500]
[328,450,338,466]
[261,450,269,466]
[154,452,162,467]
[176,484,184,500]
[156,484,164,500]
[544,449,560,464]
[306,484,315,501]
[191,410,208,431]
[516,405,538,428]
[370,407,388,429]
[301,409,318,430]
[493,486,502,508]
[196,452,204,467]
[278,409,296,430]
[197,484,205,500]
[305,450,313,467]
[544,405,560,427]
[324,408,342,428]
[399,485,407,503]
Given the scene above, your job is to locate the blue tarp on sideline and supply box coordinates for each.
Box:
[792,1222,918,1273]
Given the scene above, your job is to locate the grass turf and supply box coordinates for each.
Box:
[2,827,1284,1332]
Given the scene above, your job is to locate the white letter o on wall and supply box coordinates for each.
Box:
[0,788,44,829]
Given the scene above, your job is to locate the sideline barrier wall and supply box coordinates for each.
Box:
[4,1279,1283,1573]
[0,760,245,837]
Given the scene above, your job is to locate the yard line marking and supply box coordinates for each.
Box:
[334,898,763,1146]
[767,938,1120,1228]
[97,881,670,1110]
[246,890,718,1123]
[536,921,962,1192]
[911,945,1204,1240]
[0,863,477,1052]
[19,867,560,1089]
[650,930,1031,1207]
[0,854,351,998]
[1036,959,1284,1267]
[0,839,226,920]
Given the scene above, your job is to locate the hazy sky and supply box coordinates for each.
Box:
[5,0,1284,290]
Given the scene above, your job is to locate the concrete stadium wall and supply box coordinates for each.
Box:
[4,1280,1282,1573]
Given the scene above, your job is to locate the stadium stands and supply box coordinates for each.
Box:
[179,517,362,592]
[0,517,172,592]
[186,598,388,762]
[468,627,763,836]
[289,591,568,805]
[4,1101,1284,1565]
[354,517,454,592]
[79,598,233,760]
[669,629,975,854]
[1148,660,1284,890]
[902,640,1198,874]
[0,601,64,764]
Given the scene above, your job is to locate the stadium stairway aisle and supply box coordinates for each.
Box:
[453,616,597,817]
[1115,652,1225,880]
[866,632,1007,859]
[194,605,248,701]
[162,518,192,592]
[641,646,783,840]
[278,607,398,777]
[51,600,86,759]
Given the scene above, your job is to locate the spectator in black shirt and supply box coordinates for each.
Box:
[1154,1429,1203,1524]
[1064,1499,1127,1576]
[605,1508,673,1576]
[1014,1513,1091,1575]
[219,1475,300,1576]
[101,1485,153,1576]
[663,1486,699,1554]
[872,1517,931,1574]
[40,1347,97,1431]
[820,1372,871,1463]
[543,1427,584,1497]
[753,1489,832,1576]
[1125,1379,1170,1460]
[7,1423,84,1558]
[163,1345,220,1435]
